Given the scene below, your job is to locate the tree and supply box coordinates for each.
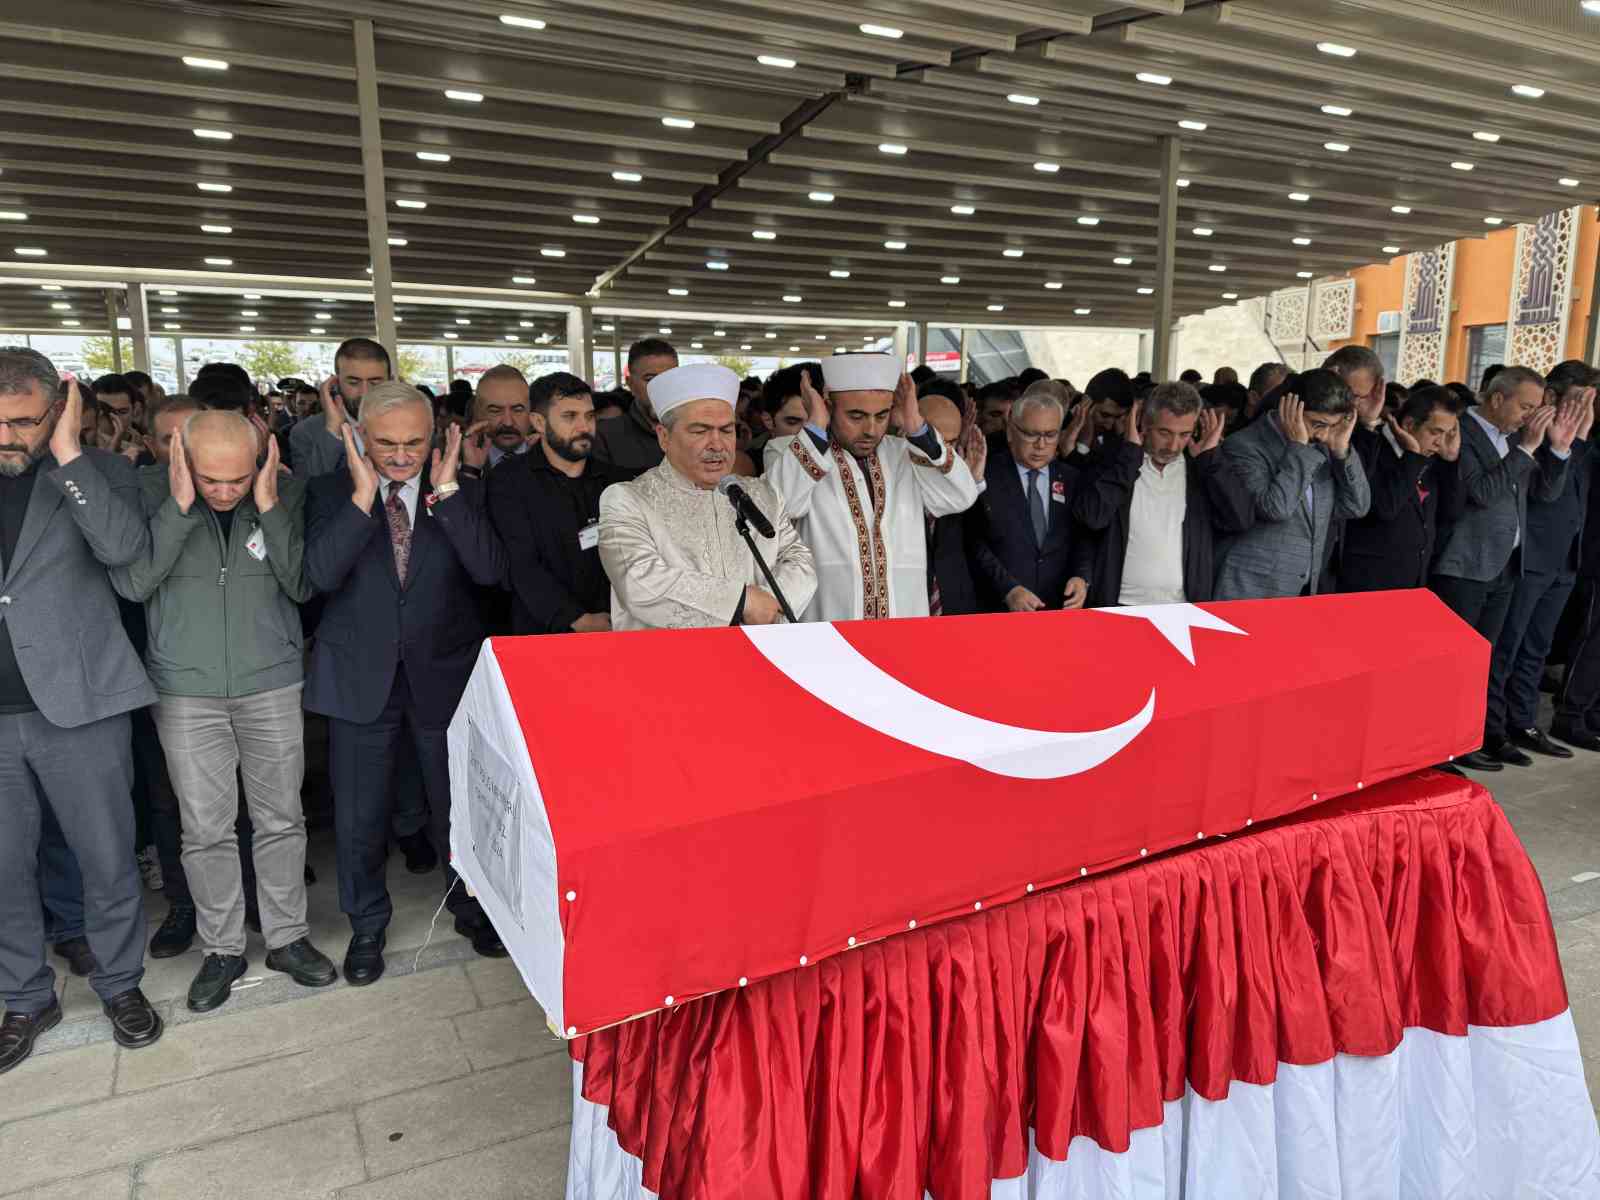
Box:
[81,337,134,374]
[716,354,753,378]
[396,346,433,383]
[237,341,311,385]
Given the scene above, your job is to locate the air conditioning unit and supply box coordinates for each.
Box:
[1376,310,1402,335]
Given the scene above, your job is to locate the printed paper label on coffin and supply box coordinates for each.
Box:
[448,590,1488,1037]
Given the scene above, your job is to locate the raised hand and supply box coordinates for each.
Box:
[49,377,85,467]
[1278,394,1309,445]
[1006,585,1046,613]
[893,373,921,435]
[461,420,490,470]
[430,421,464,488]
[1062,577,1088,610]
[1549,397,1584,455]
[1062,399,1090,452]
[320,376,349,436]
[1385,413,1422,455]
[1579,387,1597,443]
[958,424,987,482]
[343,424,379,513]
[253,433,280,513]
[1122,402,1143,446]
[1327,410,1357,460]
[168,430,195,514]
[1439,419,1461,463]
[1520,403,1556,451]
[1356,379,1386,429]
[799,370,828,430]
[1189,405,1225,455]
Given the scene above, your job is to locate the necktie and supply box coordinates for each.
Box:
[385,480,411,583]
[1027,469,1047,546]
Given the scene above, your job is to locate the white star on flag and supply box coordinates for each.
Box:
[1099,604,1248,665]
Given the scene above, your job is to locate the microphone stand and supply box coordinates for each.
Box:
[734,510,799,623]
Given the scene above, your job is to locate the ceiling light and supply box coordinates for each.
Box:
[1137,286,1155,295]
[1074,307,1092,316]
[808,191,834,202]
[757,54,797,69]
[1002,248,1024,257]
[1193,227,1214,237]
[443,331,458,339]
[950,204,975,215]
[741,343,753,350]
[239,309,258,317]
[1391,205,1412,214]
[986,304,1004,312]
[1451,161,1475,171]
[1297,271,1314,279]
[612,171,643,183]
[1178,119,1208,131]
[1007,94,1040,106]
[41,285,62,291]
[1383,244,1401,254]
[1292,236,1312,245]
[49,302,70,310]
[1288,192,1311,202]
[599,323,615,332]
[783,294,803,303]
[314,312,332,320]
[182,56,229,70]
[444,89,484,102]
[518,320,535,329]
[238,325,255,333]
[1077,216,1101,226]
[244,293,260,299]
[200,224,232,234]
[1560,177,1582,187]
[197,182,232,193]
[829,269,851,278]
[1209,264,1227,272]
[416,151,452,162]
[878,143,908,155]
[814,334,826,341]
[541,247,566,257]
[512,275,536,284]
[765,332,777,339]
[571,213,600,224]
[499,14,547,29]
[1321,105,1353,117]
[668,287,689,296]
[753,229,777,240]
[1033,161,1060,173]
[162,307,179,314]
[940,275,960,284]
[1473,131,1502,143]
[884,240,907,249]
[165,323,182,330]
[455,318,471,326]
[320,297,336,303]
[192,128,233,141]
[1044,281,1064,290]
[887,300,907,308]
[1221,292,1238,300]
[1324,142,1351,152]
[1511,84,1546,99]
[713,329,725,336]
[60,320,80,327]
[13,247,45,256]
[395,199,427,210]
[506,334,521,342]
[659,326,673,334]
[860,23,903,37]
[1137,73,1172,86]
[706,260,730,270]
[688,341,704,350]
[661,117,696,129]
[387,237,408,246]
[1484,216,1504,225]
[1317,42,1358,57]
[1113,256,1134,265]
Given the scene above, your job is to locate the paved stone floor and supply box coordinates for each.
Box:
[6,745,1600,1199]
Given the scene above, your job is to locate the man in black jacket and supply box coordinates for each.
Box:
[1073,381,1251,607]
[917,384,983,615]
[1341,385,1463,594]
[487,372,632,634]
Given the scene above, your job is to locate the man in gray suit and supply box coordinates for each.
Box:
[0,349,164,1074]
[1213,368,1371,601]
[1431,365,1582,772]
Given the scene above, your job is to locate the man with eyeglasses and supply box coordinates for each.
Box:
[0,348,164,1073]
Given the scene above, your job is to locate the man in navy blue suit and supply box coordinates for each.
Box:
[304,382,508,986]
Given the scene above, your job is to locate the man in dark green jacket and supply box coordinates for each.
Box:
[113,410,336,1013]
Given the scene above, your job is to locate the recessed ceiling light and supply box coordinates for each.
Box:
[689,340,704,349]
[60,320,80,327]
[41,285,62,291]
[599,323,615,332]
[783,294,803,303]
[307,326,326,334]
[541,247,566,257]
[741,343,753,350]
[1391,205,1412,214]
[395,199,427,210]
[244,293,261,300]
[1451,161,1475,171]
[1325,142,1351,153]
[1178,119,1208,131]
[1473,131,1502,143]
[765,332,777,339]
[1321,105,1353,117]
[239,310,258,317]
[1560,177,1582,187]
[499,14,546,29]
[1033,161,1060,173]
[1209,263,1228,272]
[1136,72,1172,86]
[1044,281,1064,290]
[507,334,522,342]
[829,269,851,278]
[444,89,484,102]
[1292,236,1313,245]
[165,323,182,330]
[940,275,960,284]
[182,56,229,70]
[1077,216,1101,226]
[1297,271,1314,279]
[238,325,255,333]
[1484,216,1504,225]
[884,240,907,250]
[1221,292,1238,300]
[162,307,179,314]
[1002,248,1024,258]
[986,304,1004,312]
[443,331,458,339]
[456,318,471,325]
[1317,42,1358,57]
[661,116,696,129]
[1137,286,1155,295]
[878,143,908,155]
[859,23,903,37]
[197,182,232,193]
[1511,84,1546,99]
[1193,227,1214,237]
[808,191,834,202]
[713,329,726,336]
[887,300,907,308]
[571,213,600,224]
[512,275,536,284]
[815,334,826,341]
[1007,93,1040,106]
[49,302,70,310]
[668,287,689,296]
[520,320,534,328]
[752,229,777,240]
[314,312,332,320]
[659,326,673,334]
[950,204,975,215]
[1383,244,1401,254]
[14,247,46,256]
[706,260,730,270]
[757,54,797,69]
[192,128,233,140]
[1113,256,1134,266]
[387,237,407,246]
[200,224,232,234]
[788,344,801,352]
[1176,178,1190,188]
[612,171,643,183]
[1074,307,1092,316]
[416,151,452,162]
[1288,192,1311,202]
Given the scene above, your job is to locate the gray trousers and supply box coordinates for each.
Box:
[154,684,309,957]
[0,711,144,1013]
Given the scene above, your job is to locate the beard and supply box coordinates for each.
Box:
[0,440,44,478]
[545,427,592,463]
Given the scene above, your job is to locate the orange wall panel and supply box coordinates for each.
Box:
[1567,207,1599,364]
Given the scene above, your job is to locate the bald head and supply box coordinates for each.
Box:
[183,410,258,512]
[918,394,962,444]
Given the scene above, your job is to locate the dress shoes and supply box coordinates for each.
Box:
[397,829,438,875]
[187,953,248,1013]
[0,998,61,1075]
[1455,749,1505,772]
[1510,727,1575,759]
[149,903,196,959]
[343,932,386,987]
[264,938,338,988]
[454,914,508,959]
[1552,719,1600,752]
[1492,740,1534,768]
[53,937,97,977]
[103,989,163,1049]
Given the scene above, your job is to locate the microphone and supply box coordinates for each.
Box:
[716,476,776,539]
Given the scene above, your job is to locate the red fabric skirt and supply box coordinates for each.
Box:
[571,772,1568,1199]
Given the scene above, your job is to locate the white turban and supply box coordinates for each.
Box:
[647,363,739,420]
[821,353,899,394]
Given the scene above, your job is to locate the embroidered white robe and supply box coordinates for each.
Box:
[763,430,979,622]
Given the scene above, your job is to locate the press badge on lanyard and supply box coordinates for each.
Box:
[578,520,600,551]
[245,525,268,561]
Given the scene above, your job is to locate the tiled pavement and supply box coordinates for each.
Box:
[7,750,1600,1198]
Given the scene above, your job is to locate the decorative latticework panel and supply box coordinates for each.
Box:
[1267,287,1309,344]
[1242,296,1267,330]
[1506,207,1581,376]
[1312,279,1356,342]
[1397,244,1456,385]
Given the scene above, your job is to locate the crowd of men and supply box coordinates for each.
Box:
[1,330,1597,1076]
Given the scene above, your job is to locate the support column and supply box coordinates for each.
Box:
[105,291,123,372]
[353,18,397,353]
[567,303,594,378]
[612,322,622,389]
[958,327,969,383]
[174,337,187,393]
[914,319,929,367]
[892,321,910,367]
[1586,208,1600,366]
[445,342,455,383]
[1151,135,1181,382]
[125,283,151,375]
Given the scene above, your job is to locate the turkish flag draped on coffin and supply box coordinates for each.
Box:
[448,590,1488,1037]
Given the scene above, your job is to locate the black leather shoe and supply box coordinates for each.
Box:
[1552,720,1600,752]
[149,903,196,959]
[397,830,438,875]
[53,937,97,977]
[187,953,248,1013]
[1493,741,1534,767]
[0,998,61,1074]
[1456,750,1505,772]
[103,988,162,1049]
[265,938,337,988]
[1511,727,1575,759]
[455,915,508,958]
[343,932,386,987]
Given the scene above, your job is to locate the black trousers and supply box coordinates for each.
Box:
[1559,576,1600,728]
[1490,569,1575,733]
[1432,553,1519,744]
[329,664,476,936]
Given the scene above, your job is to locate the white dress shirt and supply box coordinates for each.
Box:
[1119,454,1188,606]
